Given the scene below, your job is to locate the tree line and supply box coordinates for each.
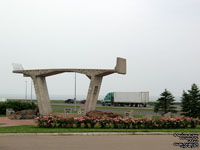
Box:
[154,83,200,118]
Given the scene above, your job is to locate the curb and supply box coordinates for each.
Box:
[0,132,199,136]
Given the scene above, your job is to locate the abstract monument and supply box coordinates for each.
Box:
[13,57,126,115]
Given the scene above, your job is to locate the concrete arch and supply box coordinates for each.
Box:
[13,57,126,115]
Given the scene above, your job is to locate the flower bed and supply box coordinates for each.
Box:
[35,115,200,129]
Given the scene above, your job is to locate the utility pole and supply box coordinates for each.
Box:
[31,81,33,102]
[25,80,27,100]
[74,73,77,112]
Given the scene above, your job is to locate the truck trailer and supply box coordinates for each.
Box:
[101,92,149,107]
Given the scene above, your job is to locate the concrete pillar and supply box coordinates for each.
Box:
[32,76,52,115]
[115,57,126,74]
[84,76,103,114]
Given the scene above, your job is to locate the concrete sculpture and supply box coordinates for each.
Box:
[13,57,126,115]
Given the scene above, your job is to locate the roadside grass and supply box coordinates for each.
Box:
[133,114,145,118]
[0,125,199,133]
[52,105,81,108]
[152,115,161,119]
[96,106,154,111]
[52,109,64,113]
[51,101,82,104]
[52,108,162,119]
[51,100,65,104]
[51,105,154,111]
[0,115,6,117]
[53,109,77,113]
[52,109,152,119]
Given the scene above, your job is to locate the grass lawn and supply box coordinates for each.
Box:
[133,114,145,118]
[52,109,161,119]
[53,109,65,113]
[53,109,77,113]
[51,100,65,104]
[52,109,152,118]
[0,125,199,133]
[52,105,81,108]
[96,106,154,111]
[51,104,154,111]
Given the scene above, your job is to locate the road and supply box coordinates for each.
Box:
[1,135,197,150]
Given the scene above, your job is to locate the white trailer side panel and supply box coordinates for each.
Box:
[141,92,149,104]
[114,92,149,103]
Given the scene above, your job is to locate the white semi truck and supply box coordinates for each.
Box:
[101,92,149,107]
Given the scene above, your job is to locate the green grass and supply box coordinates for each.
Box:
[53,109,77,113]
[0,114,6,117]
[52,109,149,119]
[51,100,65,104]
[53,109,64,113]
[52,108,155,119]
[133,114,145,118]
[152,115,161,119]
[0,125,199,133]
[52,105,81,108]
[51,104,154,112]
[96,106,154,111]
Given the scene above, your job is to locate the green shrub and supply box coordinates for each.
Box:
[0,101,37,115]
[0,102,7,114]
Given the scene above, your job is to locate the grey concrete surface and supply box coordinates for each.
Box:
[13,57,126,115]
[0,135,198,150]
[32,76,52,115]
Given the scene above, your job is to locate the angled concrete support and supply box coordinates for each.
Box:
[115,57,126,74]
[84,76,103,114]
[13,57,126,116]
[32,76,52,115]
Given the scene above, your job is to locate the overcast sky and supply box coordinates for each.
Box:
[0,0,200,100]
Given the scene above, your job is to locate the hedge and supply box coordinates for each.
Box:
[0,101,37,114]
[36,115,200,129]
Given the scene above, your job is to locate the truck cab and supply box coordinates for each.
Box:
[102,92,114,106]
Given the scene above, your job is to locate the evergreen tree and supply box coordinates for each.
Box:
[154,89,177,115]
[181,84,200,118]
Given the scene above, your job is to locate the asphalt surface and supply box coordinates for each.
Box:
[1,135,198,150]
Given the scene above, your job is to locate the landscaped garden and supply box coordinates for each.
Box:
[36,114,200,129]
[1,83,200,133]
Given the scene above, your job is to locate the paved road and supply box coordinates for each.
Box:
[0,135,198,150]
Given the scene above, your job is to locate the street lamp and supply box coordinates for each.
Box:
[31,80,33,102]
[74,72,77,111]
[25,80,27,100]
